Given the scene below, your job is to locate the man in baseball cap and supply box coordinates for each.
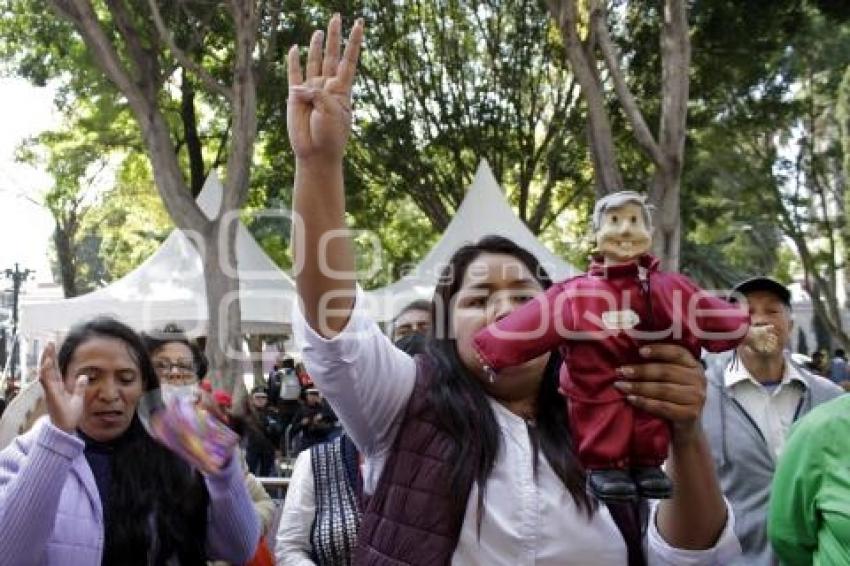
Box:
[731,276,792,307]
[701,276,842,565]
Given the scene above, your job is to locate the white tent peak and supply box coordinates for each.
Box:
[21,173,295,336]
[458,158,507,212]
[364,159,579,320]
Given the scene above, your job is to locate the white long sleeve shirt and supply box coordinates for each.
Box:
[293,289,741,565]
[275,450,317,566]
[723,353,805,460]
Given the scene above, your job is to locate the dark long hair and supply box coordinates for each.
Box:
[58,317,209,564]
[426,236,593,516]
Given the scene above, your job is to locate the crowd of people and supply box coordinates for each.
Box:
[0,13,848,566]
[802,348,850,391]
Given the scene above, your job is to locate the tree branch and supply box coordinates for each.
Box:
[49,0,147,108]
[540,182,588,233]
[546,0,623,196]
[258,0,282,85]
[654,0,690,199]
[589,0,665,167]
[47,0,208,234]
[147,0,234,102]
[210,122,232,171]
[221,0,259,213]
[104,0,159,98]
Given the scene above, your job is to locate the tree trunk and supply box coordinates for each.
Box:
[809,273,850,353]
[785,219,850,352]
[650,165,682,272]
[548,0,690,267]
[53,223,78,298]
[650,0,690,272]
[547,0,624,199]
[203,219,244,393]
[181,72,206,198]
[245,334,266,388]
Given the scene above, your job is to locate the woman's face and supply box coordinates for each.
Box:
[151,342,198,385]
[451,252,550,401]
[64,337,145,442]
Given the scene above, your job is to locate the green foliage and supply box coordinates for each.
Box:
[16,99,172,293]
[5,0,850,311]
[84,154,172,281]
[773,247,798,286]
[253,0,596,287]
[1,0,238,290]
[351,0,590,230]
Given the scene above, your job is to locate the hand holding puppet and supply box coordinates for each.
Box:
[474,191,750,501]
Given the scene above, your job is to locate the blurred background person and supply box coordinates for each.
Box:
[275,317,428,565]
[805,350,825,376]
[295,361,313,389]
[827,348,848,385]
[144,324,278,565]
[213,389,234,423]
[768,393,850,564]
[235,386,283,477]
[290,388,338,454]
[389,299,431,342]
[274,356,303,454]
[144,323,207,405]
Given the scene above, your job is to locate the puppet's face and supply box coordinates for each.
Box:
[595,202,651,263]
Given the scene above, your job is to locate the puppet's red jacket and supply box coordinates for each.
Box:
[474,254,750,403]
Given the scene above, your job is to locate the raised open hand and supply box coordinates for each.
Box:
[39,342,87,434]
[287,15,364,162]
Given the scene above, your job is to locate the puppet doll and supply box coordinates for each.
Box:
[474,191,759,501]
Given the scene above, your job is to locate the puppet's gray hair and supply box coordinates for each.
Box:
[592,191,653,231]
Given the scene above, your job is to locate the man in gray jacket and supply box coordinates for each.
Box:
[702,276,843,565]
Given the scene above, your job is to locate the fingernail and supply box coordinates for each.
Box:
[639,346,651,357]
[616,366,634,377]
[626,395,637,403]
[613,381,630,391]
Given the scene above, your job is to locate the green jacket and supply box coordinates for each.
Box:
[768,394,850,565]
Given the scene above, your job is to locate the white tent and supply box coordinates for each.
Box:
[21,162,579,333]
[364,160,580,320]
[0,380,44,450]
[21,172,295,337]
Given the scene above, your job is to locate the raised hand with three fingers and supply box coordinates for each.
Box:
[287,14,364,162]
[39,341,87,434]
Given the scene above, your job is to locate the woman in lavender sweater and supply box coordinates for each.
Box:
[0,317,259,565]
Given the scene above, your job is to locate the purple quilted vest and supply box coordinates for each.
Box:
[355,356,475,565]
[354,356,646,566]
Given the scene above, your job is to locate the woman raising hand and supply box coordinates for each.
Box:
[288,16,739,566]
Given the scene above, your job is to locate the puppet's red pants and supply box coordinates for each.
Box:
[567,398,670,470]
